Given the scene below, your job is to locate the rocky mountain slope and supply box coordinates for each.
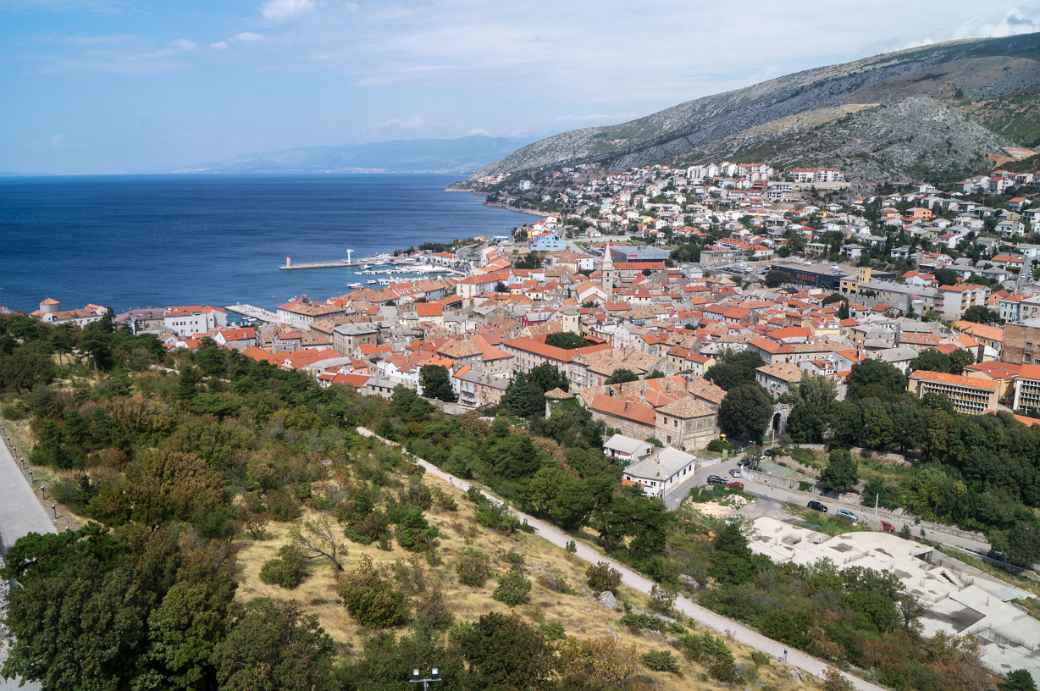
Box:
[476,32,1040,184]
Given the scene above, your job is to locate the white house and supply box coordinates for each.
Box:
[603,434,653,465]
[622,448,697,497]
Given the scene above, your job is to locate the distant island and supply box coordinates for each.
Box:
[181,134,535,175]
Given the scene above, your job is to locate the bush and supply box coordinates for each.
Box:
[413,587,453,631]
[456,548,492,587]
[1,401,27,420]
[706,438,733,453]
[751,650,771,667]
[586,561,622,594]
[648,584,677,615]
[493,568,532,606]
[641,650,680,674]
[673,632,738,682]
[393,506,439,552]
[266,488,302,521]
[259,545,310,589]
[339,556,409,628]
[621,612,681,634]
[537,571,573,594]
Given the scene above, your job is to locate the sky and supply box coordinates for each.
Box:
[2,0,1039,174]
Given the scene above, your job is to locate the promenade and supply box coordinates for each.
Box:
[0,430,52,691]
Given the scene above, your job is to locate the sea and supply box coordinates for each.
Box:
[0,174,534,314]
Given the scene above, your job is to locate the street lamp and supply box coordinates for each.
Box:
[409,666,441,690]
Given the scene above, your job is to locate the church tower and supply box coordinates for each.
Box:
[601,241,618,299]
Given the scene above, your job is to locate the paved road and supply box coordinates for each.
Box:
[0,432,52,691]
[664,458,991,554]
[357,427,883,691]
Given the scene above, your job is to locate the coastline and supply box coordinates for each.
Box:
[444,185,550,218]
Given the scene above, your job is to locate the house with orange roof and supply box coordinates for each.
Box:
[951,320,1003,355]
[939,283,989,321]
[276,299,345,328]
[213,326,257,351]
[666,346,715,377]
[162,305,227,337]
[908,370,999,415]
[31,298,110,328]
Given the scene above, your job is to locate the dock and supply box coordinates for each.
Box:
[225,304,283,323]
[280,250,390,271]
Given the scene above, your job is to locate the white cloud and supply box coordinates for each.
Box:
[169,38,197,52]
[260,0,314,21]
[971,5,1040,37]
[232,31,265,43]
[210,40,229,50]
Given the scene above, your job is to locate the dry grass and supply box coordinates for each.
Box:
[235,469,816,690]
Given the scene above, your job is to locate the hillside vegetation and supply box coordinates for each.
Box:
[475,32,1040,184]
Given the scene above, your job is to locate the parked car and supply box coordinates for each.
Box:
[728,468,742,478]
[726,481,744,491]
[836,508,859,523]
[706,475,726,485]
[807,500,828,513]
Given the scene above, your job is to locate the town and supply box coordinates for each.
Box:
[8,153,1040,686]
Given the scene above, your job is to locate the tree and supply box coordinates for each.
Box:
[338,556,409,628]
[1004,518,1040,568]
[500,373,546,419]
[1001,670,1038,691]
[963,305,1000,324]
[214,599,335,691]
[585,561,622,594]
[493,567,532,606]
[291,515,347,571]
[934,268,959,285]
[837,300,850,320]
[419,365,456,402]
[710,522,757,585]
[528,362,568,392]
[557,637,640,689]
[545,332,588,349]
[705,350,764,391]
[846,360,906,400]
[451,613,555,689]
[719,384,772,443]
[765,269,786,288]
[604,368,639,384]
[820,448,859,493]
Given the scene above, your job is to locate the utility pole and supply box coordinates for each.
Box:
[409,667,442,691]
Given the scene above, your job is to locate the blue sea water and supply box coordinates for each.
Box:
[0,174,532,313]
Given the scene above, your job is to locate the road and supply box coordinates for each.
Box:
[0,431,52,691]
[664,458,992,554]
[357,427,883,691]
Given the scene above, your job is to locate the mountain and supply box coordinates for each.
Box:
[188,135,533,175]
[476,32,1040,184]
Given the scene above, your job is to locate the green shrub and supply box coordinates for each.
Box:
[621,612,677,634]
[1,401,27,420]
[259,545,310,589]
[539,621,566,641]
[393,506,439,552]
[648,584,676,615]
[493,568,532,606]
[641,650,681,674]
[266,488,302,521]
[751,650,772,667]
[586,561,622,593]
[339,556,409,628]
[413,587,453,631]
[673,632,738,682]
[456,548,492,587]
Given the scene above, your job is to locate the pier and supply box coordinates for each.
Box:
[225,304,283,323]
[279,249,390,271]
